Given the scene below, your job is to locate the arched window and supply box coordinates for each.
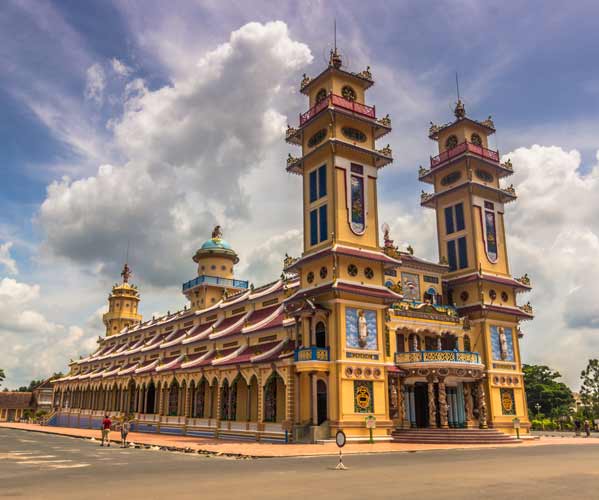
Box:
[341,85,356,101]
[316,380,327,425]
[463,335,471,352]
[315,321,327,348]
[220,380,230,421]
[195,380,206,418]
[264,376,277,422]
[441,334,458,350]
[146,382,156,414]
[445,135,458,150]
[168,381,179,416]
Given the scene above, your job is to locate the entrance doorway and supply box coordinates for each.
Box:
[413,383,429,428]
[316,380,327,425]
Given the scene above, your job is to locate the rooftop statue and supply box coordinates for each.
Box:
[212,225,223,240]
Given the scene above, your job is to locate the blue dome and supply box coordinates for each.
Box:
[201,238,233,251]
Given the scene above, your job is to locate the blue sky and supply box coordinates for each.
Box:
[1,0,599,389]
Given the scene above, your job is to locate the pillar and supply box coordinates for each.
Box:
[408,386,416,427]
[310,372,317,426]
[477,380,488,429]
[438,380,449,429]
[464,382,474,427]
[227,383,233,421]
[398,380,406,428]
[246,384,252,422]
[457,383,466,427]
[427,381,437,428]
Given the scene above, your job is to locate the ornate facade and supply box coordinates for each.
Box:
[51,48,532,442]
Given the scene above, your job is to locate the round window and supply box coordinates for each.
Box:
[341,85,356,101]
[471,133,482,146]
[211,265,216,270]
[460,291,469,302]
[307,271,315,283]
[315,88,327,104]
[347,264,358,277]
[501,291,509,302]
[489,289,497,300]
[445,135,458,150]
[319,267,328,279]
[441,171,461,186]
[364,267,374,279]
[341,127,366,142]
[221,265,226,271]
[307,128,327,148]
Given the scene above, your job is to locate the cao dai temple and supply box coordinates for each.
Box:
[51,48,534,443]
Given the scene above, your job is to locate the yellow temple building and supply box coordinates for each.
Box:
[51,48,533,443]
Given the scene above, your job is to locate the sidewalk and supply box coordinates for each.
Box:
[2,422,598,458]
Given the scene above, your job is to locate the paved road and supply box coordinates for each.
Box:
[1,428,598,499]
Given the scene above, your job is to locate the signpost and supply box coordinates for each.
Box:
[335,430,347,470]
[365,415,376,444]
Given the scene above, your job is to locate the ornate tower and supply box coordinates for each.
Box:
[102,263,142,336]
[421,101,533,433]
[285,49,400,440]
[182,226,249,311]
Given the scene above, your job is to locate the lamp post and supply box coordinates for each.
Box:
[535,403,542,431]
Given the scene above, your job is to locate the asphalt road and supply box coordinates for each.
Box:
[1,428,599,500]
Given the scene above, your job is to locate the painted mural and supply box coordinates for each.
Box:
[350,174,365,233]
[500,388,516,415]
[354,380,374,413]
[490,326,515,361]
[401,272,421,302]
[484,209,498,262]
[346,307,377,350]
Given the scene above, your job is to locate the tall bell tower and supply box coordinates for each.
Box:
[102,263,142,336]
[285,48,401,441]
[420,100,533,433]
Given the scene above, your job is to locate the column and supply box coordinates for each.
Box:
[246,384,252,422]
[457,383,465,427]
[427,381,437,428]
[294,373,300,424]
[143,387,148,414]
[399,381,407,428]
[477,380,488,429]
[447,388,454,427]
[451,389,459,427]
[310,372,317,426]
[464,382,474,427]
[408,386,416,427]
[438,380,449,429]
[227,384,233,421]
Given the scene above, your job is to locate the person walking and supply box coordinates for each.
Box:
[584,420,591,438]
[101,414,112,447]
[120,418,131,448]
[574,419,581,437]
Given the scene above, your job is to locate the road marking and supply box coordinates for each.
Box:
[47,463,90,469]
[18,460,73,465]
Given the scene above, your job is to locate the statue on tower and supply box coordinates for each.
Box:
[121,263,132,283]
[212,225,223,240]
[454,99,466,119]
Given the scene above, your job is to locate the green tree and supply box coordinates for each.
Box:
[523,364,574,418]
[0,368,5,388]
[580,359,599,418]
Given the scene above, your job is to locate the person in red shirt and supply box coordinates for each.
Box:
[101,414,112,447]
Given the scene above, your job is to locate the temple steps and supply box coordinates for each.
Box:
[391,428,521,444]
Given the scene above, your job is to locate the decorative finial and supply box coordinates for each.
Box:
[454,99,466,119]
[211,225,223,240]
[407,244,414,255]
[121,262,132,283]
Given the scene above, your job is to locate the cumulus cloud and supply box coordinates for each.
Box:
[0,277,98,389]
[39,21,312,288]
[111,57,132,77]
[84,63,106,103]
[0,242,18,275]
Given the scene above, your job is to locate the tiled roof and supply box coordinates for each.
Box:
[0,392,34,409]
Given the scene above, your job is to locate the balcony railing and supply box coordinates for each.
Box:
[430,141,500,168]
[294,346,330,362]
[395,350,481,365]
[182,275,249,292]
[299,93,376,127]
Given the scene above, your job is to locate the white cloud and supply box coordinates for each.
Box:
[39,21,312,288]
[84,63,106,103]
[0,277,98,389]
[0,242,18,275]
[111,57,132,77]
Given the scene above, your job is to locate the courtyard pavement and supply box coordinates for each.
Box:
[1,426,599,499]
[1,422,598,457]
